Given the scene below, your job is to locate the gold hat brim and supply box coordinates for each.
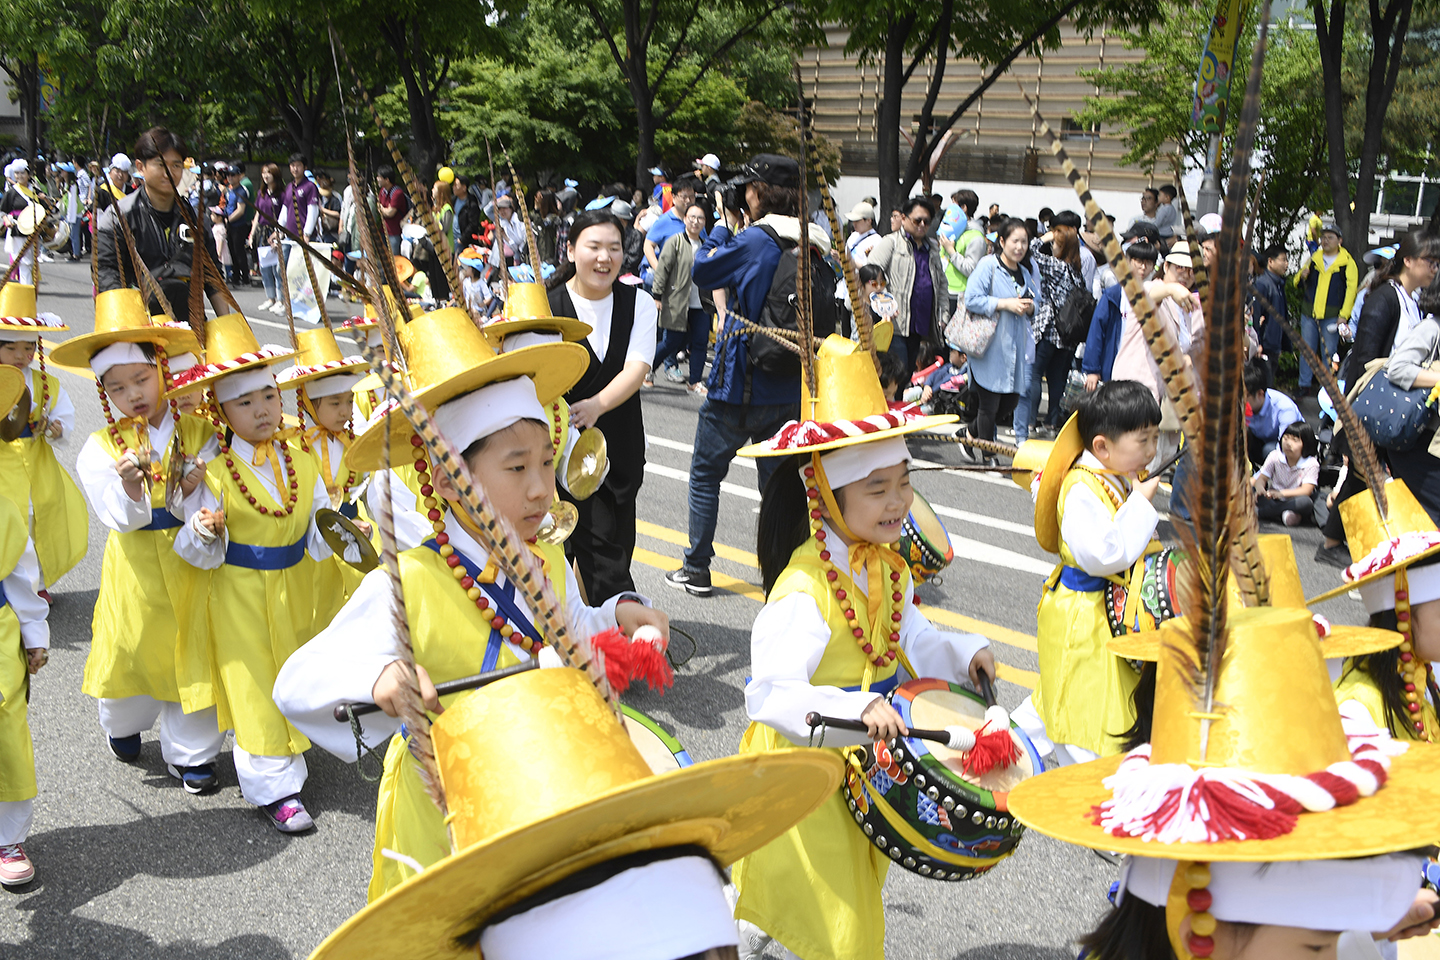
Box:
[1108,623,1403,661]
[1010,438,1053,490]
[1307,542,1440,604]
[344,341,589,472]
[1008,743,1440,861]
[483,317,593,344]
[276,356,369,390]
[1033,413,1084,555]
[48,326,200,370]
[736,414,959,458]
[307,750,843,960]
[162,349,295,400]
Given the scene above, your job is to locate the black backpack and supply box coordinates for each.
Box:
[747,224,838,377]
[1054,275,1097,348]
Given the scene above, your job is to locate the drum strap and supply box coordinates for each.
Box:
[422,540,544,662]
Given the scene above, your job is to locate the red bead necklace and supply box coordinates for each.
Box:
[1393,577,1433,739]
[210,388,301,517]
[803,462,905,667]
[409,434,543,655]
[550,401,563,453]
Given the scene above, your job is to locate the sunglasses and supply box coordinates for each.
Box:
[908,215,931,226]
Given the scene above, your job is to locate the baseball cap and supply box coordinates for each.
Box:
[496,195,515,208]
[611,200,635,220]
[1199,212,1224,235]
[1164,251,1194,269]
[694,154,720,172]
[1321,223,1342,238]
[110,153,133,173]
[846,202,876,222]
[735,153,801,190]
[1364,244,1398,267]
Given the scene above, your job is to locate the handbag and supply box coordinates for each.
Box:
[945,304,997,358]
[1349,357,1436,452]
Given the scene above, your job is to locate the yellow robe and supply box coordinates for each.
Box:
[1033,468,1146,756]
[368,538,568,901]
[205,445,321,757]
[82,415,216,712]
[1334,659,1440,742]
[732,537,901,960]
[0,496,39,803]
[12,369,87,586]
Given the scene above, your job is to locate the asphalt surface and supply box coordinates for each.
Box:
[1,258,1371,959]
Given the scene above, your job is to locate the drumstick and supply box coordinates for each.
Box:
[333,659,538,722]
[1139,442,1187,482]
[804,712,981,751]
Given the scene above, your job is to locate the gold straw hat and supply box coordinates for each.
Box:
[482,282,591,346]
[1031,412,1085,555]
[307,668,843,960]
[275,326,367,390]
[0,283,67,331]
[1308,478,1440,604]
[162,313,292,398]
[49,289,198,368]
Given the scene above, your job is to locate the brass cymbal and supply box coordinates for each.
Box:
[563,426,607,501]
[536,499,579,545]
[0,388,32,443]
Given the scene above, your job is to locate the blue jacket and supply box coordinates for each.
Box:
[1082,284,1125,379]
[1251,269,1289,355]
[963,254,1041,394]
[692,218,805,407]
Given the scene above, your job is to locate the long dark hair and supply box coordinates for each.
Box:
[547,209,626,289]
[1118,661,1155,752]
[1077,895,1260,960]
[1348,609,1440,736]
[996,217,1032,271]
[1376,230,1439,286]
[757,455,812,596]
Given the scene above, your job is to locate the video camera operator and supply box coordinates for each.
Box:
[96,126,228,319]
[664,153,836,597]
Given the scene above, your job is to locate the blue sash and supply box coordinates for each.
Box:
[140,508,183,532]
[339,500,359,521]
[1058,566,1109,593]
[0,580,8,609]
[423,539,543,670]
[841,673,900,696]
[18,424,31,439]
[225,537,307,570]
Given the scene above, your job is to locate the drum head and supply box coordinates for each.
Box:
[620,705,693,775]
[904,684,1035,793]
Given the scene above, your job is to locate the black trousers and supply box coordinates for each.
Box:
[565,483,636,602]
[975,385,1019,442]
[226,219,251,283]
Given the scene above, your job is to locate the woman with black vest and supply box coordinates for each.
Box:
[547,209,658,599]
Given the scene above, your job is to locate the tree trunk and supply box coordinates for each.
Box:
[876,20,911,233]
[1350,0,1413,245]
[634,86,658,192]
[22,56,40,167]
[1312,0,1351,238]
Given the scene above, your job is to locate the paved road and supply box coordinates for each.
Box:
[1,260,1368,958]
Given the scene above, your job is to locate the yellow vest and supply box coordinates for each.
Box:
[0,495,37,803]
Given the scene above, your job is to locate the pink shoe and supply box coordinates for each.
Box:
[0,843,35,886]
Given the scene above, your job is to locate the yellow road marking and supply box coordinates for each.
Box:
[631,527,1039,690]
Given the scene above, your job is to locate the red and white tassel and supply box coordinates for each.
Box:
[592,625,674,695]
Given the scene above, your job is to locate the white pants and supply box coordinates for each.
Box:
[0,799,33,845]
[232,747,307,807]
[5,239,36,286]
[97,696,225,767]
[1012,695,1055,759]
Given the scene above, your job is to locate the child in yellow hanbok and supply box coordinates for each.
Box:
[276,326,371,628]
[729,334,993,960]
[54,289,226,788]
[172,314,332,832]
[274,303,670,900]
[0,282,88,599]
[1026,380,1162,766]
[0,364,56,888]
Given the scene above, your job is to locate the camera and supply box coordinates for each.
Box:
[716,175,750,213]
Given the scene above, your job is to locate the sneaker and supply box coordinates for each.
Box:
[168,762,219,794]
[263,795,315,834]
[0,844,34,886]
[1314,542,1351,569]
[664,566,712,597]
[663,364,686,383]
[268,302,286,315]
[688,382,708,398]
[108,734,142,763]
[1282,510,1302,527]
[256,298,273,311]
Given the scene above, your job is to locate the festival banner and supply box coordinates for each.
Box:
[1190,0,1248,132]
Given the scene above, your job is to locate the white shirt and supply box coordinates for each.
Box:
[846,228,879,268]
[1257,450,1319,491]
[272,507,638,759]
[364,468,430,552]
[3,537,48,651]
[75,415,220,533]
[744,520,990,748]
[1058,452,1159,575]
[566,282,659,368]
[173,434,332,569]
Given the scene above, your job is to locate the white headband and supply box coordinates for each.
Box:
[433,377,547,456]
[214,365,278,403]
[810,435,912,490]
[0,329,41,343]
[1122,854,1421,933]
[1359,561,1440,614]
[305,371,364,399]
[168,351,200,373]
[479,856,738,960]
[499,330,564,354]
[90,341,152,378]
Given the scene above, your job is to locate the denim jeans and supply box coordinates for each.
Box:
[1022,339,1074,433]
[1299,314,1338,387]
[1011,354,1034,443]
[654,308,709,384]
[683,398,797,571]
[259,263,279,300]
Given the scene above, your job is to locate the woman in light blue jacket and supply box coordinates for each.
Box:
[964,219,1040,444]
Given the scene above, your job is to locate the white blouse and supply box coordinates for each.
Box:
[1056,451,1159,576]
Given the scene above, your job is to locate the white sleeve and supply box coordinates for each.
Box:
[745,592,886,748]
[567,561,627,642]
[8,538,49,650]
[76,434,153,533]
[899,581,990,682]
[1060,482,1158,576]
[625,293,659,368]
[366,470,430,551]
[173,476,226,570]
[304,202,319,239]
[306,473,334,561]
[46,382,76,440]
[273,568,403,758]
